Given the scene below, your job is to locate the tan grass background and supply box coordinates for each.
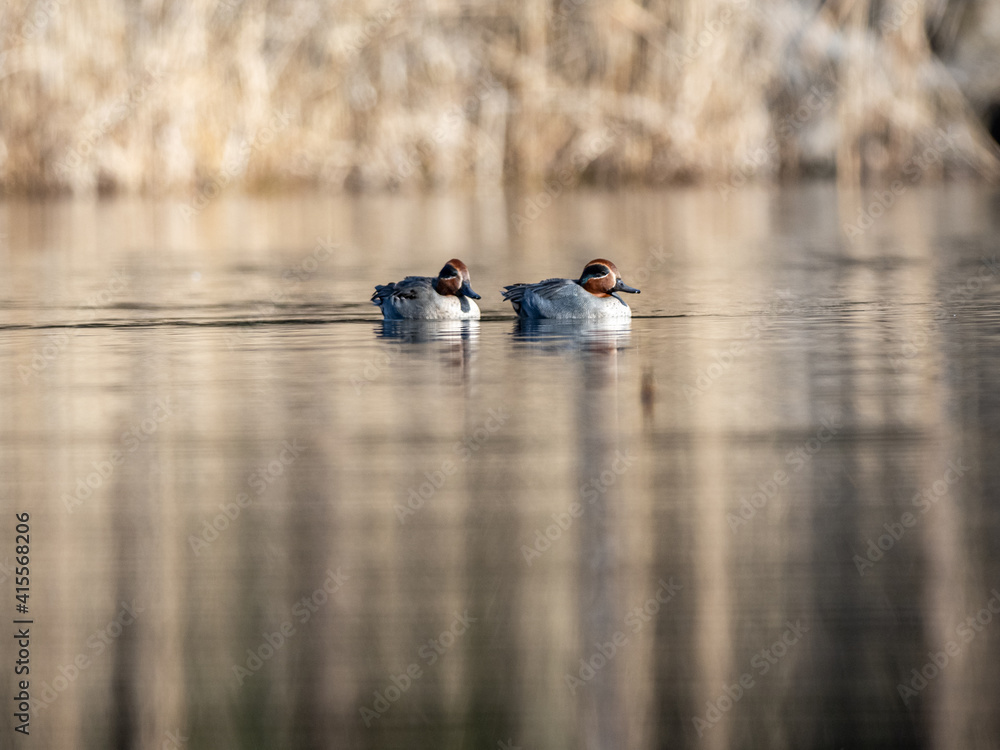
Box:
[2,0,1000,194]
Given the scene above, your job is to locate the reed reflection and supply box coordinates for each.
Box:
[573,329,632,748]
[2,187,999,749]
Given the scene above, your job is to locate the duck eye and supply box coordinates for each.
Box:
[581,264,611,280]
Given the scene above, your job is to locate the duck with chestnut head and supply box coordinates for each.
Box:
[502,259,640,319]
[372,259,482,320]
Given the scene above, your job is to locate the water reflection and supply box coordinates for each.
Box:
[372,320,480,389]
[511,319,632,353]
[378,320,481,343]
[572,322,631,749]
[1,186,1000,749]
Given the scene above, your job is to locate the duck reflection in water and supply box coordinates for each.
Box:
[369,319,480,386]
[511,319,632,354]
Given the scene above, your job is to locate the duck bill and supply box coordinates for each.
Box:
[608,279,639,306]
[460,281,482,299]
[614,280,640,295]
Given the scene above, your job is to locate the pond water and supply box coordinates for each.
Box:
[2,183,1000,749]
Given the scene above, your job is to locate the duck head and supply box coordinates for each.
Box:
[435,259,481,300]
[578,259,640,306]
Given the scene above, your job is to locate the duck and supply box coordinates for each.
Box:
[372,259,482,320]
[502,259,640,319]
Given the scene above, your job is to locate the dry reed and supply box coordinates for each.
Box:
[0,0,998,195]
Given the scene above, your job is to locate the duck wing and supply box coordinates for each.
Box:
[504,278,577,300]
[503,279,581,318]
[503,278,576,301]
[372,276,435,306]
[502,278,577,316]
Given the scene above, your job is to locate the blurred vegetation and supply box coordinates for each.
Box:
[1,0,999,195]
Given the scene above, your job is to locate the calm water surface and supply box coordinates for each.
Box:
[2,184,1000,749]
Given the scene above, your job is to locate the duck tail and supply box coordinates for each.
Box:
[371,283,395,306]
[501,284,526,315]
